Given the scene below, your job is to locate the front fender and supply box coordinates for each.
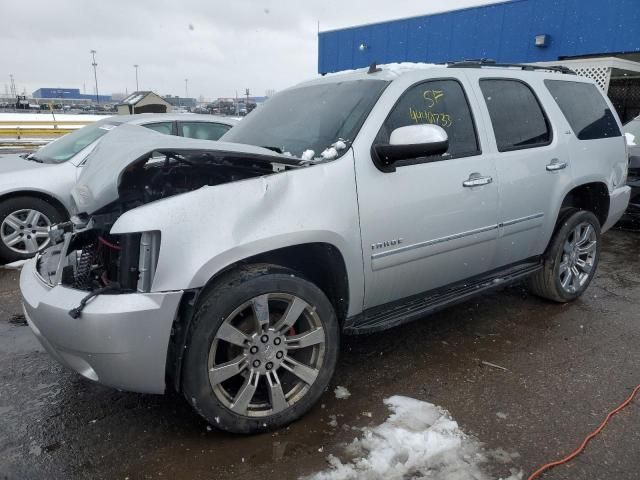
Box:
[110,151,365,317]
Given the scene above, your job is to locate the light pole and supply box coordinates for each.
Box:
[90,50,99,104]
[133,64,139,91]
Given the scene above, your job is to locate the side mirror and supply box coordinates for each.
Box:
[372,124,449,172]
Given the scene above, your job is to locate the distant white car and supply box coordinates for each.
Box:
[0,113,237,263]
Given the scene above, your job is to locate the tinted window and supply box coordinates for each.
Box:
[480,79,551,152]
[545,80,621,140]
[376,79,480,163]
[144,122,174,135]
[222,79,388,159]
[181,122,230,141]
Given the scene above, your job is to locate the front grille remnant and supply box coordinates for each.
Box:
[73,241,98,290]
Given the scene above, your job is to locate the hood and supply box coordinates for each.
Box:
[0,153,48,175]
[72,123,303,214]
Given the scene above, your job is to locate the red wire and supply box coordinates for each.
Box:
[528,384,640,480]
[98,236,121,250]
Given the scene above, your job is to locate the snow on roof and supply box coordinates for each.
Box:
[119,91,154,105]
[325,62,442,78]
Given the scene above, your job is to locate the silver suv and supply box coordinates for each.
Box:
[20,63,630,433]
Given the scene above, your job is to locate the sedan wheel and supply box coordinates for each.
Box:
[0,209,52,255]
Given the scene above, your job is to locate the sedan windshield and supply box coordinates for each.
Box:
[30,120,122,164]
[221,79,389,159]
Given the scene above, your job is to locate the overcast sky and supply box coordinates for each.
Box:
[1,0,496,100]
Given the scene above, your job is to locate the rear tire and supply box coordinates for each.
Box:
[182,264,339,434]
[527,209,601,302]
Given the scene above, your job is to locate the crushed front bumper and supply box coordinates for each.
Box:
[20,258,183,394]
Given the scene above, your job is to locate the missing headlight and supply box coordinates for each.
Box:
[137,231,161,292]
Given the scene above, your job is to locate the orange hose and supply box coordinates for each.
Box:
[528,384,640,480]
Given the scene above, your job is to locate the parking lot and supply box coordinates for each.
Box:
[0,227,637,480]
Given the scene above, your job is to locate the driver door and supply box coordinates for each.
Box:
[355,77,500,309]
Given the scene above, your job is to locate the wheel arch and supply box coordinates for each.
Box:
[0,190,70,219]
[559,182,609,227]
[165,242,350,392]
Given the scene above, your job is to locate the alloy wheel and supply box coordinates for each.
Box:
[558,221,597,294]
[208,293,326,418]
[0,209,52,255]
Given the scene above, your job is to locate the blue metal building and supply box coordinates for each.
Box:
[32,87,112,103]
[318,0,640,74]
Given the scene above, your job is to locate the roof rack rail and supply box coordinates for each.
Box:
[447,59,576,75]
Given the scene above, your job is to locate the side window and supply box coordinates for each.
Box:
[480,79,551,152]
[143,122,174,136]
[545,80,621,140]
[180,122,230,141]
[376,79,480,164]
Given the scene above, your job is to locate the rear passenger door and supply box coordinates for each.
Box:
[474,76,572,267]
[178,121,231,141]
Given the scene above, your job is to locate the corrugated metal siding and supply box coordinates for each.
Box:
[318,0,640,73]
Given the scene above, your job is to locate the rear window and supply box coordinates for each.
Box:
[480,79,551,152]
[545,80,621,140]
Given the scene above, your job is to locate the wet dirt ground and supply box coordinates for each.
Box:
[1,229,639,480]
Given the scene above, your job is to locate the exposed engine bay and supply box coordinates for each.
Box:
[116,149,283,212]
[38,149,298,307]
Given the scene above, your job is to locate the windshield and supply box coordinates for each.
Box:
[221,79,389,160]
[31,120,122,163]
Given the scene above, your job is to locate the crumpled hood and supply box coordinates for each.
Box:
[72,123,302,214]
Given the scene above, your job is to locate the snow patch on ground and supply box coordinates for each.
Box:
[334,386,351,400]
[306,396,521,480]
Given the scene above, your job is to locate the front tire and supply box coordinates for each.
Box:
[182,264,340,434]
[0,196,65,264]
[527,209,601,302]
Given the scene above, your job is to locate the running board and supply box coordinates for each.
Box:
[344,260,542,335]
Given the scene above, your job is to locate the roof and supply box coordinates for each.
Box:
[118,91,167,106]
[296,61,578,90]
[122,113,239,127]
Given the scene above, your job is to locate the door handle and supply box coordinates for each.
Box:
[546,159,568,171]
[463,173,493,187]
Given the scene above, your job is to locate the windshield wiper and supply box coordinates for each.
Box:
[261,146,284,154]
[25,154,44,163]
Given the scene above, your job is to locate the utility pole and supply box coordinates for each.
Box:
[9,74,16,97]
[90,50,99,104]
[245,88,250,105]
[133,64,139,91]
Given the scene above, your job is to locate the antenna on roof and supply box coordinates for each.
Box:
[368,62,382,74]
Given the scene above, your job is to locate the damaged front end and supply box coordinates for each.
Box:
[37,132,303,316]
[35,214,162,318]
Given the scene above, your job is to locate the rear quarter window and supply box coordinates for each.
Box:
[544,80,621,140]
[479,79,551,152]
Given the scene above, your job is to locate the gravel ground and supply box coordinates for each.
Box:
[1,229,639,480]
